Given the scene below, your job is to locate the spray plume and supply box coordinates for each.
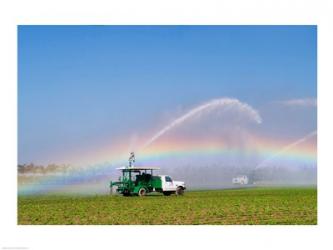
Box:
[142,98,262,149]
[255,130,317,169]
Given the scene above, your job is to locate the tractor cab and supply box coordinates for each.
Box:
[111,166,161,196]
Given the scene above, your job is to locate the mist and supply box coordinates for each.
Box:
[18,97,317,195]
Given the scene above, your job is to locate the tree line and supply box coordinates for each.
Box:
[18,163,71,174]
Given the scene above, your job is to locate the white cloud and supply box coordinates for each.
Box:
[278,98,317,107]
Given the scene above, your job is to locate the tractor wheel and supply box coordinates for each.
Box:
[123,189,131,196]
[138,188,146,197]
[176,187,184,195]
[163,191,172,196]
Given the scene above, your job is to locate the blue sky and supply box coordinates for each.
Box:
[18,26,317,164]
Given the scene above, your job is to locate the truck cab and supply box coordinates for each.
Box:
[160,175,186,195]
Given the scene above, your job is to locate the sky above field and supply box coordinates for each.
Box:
[18,26,317,167]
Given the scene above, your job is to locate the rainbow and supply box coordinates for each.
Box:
[138,136,316,165]
[18,133,317,195]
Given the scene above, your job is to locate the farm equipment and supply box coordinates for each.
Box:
[232,175,249,185]
[110,152,186,196]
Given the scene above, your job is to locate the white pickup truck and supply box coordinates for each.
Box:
[159,175,186,196]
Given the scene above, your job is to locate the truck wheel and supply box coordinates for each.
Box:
[176,187,184,195]
[138,188,146,197]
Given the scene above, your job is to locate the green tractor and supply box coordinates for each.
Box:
[110,152,186,196]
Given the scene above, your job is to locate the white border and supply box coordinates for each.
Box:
[1,1,332,250]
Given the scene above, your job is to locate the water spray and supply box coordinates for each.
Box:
[142,98,262,149]
[255,130,317,170]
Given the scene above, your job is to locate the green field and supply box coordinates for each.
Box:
[18,187,317,225]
